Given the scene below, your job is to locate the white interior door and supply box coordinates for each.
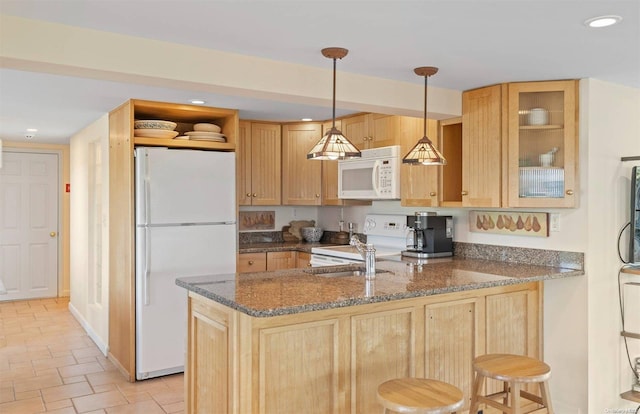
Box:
[0,151,59,300]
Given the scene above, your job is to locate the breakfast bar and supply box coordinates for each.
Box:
[177,254,582,414]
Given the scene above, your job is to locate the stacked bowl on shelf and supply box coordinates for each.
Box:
[179,123,226,142]
[134,120,179,139]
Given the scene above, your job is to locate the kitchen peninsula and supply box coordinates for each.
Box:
[177,252,582,413]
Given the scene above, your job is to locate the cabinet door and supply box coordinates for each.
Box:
[485,285,540,395]
[440,117,463,207]
[237,121,252,205]
[351,307,419,413]
[282,123,323,205]
[341,114,368,150]
[296,251,311,268]
[461,85,503,207]
[266,251,296,271]
[237,252,267,273]
[250,123,282,205]
[258,320,341,414]
[187,297,230,413]
[425,298,484,412]
[507,80,578,207]
[368,114,400,148]
[400,116,440,207]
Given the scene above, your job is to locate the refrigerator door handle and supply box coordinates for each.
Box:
[144,226,151,306]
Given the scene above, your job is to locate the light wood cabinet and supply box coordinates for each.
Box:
[282,123,323,205]
[296,251,311,268]
[400,117,440,207]
[185,282,541,413]
[341,113,400,149]
[439,117,463,207]
[237,251,299,273]
[461,84,505,208]
[266,251,296,271]
[506,80,579,208]
[237,122,282,205]
[108,99,238,381]
[237,252,267,273]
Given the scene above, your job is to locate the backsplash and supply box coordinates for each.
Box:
[454,242,584,270]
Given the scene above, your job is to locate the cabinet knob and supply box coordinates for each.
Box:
[315,194,320,198]
[429,192,436,197]
[248,260,254,265]
[461,191,468,196]
[307,263,312,267]
[252,193,257,197]
[246,193,251,197]
[50,231,57,238]
[566,189,574,196]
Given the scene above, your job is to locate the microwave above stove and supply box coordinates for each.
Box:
[338,145,401,200]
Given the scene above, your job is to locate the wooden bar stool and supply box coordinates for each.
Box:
[468,353,554,414]
[377,378,464,414]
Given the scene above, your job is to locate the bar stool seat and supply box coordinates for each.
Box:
[469,353,554,414]
[377,378,464,414]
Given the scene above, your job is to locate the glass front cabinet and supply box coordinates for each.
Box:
[507,80,578,208]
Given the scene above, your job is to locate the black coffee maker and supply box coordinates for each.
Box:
[402,212,453,258]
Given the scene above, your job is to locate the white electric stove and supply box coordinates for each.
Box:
[310,214,409,267]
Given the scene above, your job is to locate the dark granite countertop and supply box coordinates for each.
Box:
[176,255,584,318]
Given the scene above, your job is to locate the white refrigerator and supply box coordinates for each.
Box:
[134,147,236,380]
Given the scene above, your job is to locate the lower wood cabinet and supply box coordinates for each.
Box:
[186,281,541,413]
[237,251,309,273]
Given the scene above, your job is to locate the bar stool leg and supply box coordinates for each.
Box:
[468,372,485,413]
[503,381,509,411]
[511,381,521,414]
[540,381,554,414]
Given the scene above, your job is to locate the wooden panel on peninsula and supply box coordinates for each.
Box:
[185,281,541,413]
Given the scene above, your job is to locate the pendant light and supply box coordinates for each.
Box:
[307,47,361,160]
[402,66,446,165]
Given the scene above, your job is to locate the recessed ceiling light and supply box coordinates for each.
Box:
[301,118,313,122]
[584,15,622,28]
[26,128,38,132]
[189,99,206,105]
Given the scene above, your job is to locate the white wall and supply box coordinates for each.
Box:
[69,114,110,355]
[318,79,640,413]
[583,79,640,412]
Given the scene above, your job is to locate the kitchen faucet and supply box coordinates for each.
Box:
[350,235,376,279]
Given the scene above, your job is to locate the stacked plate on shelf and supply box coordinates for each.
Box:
[134,120,179,139]
[180,123,226,142]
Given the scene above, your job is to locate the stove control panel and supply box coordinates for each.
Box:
[363,214,408,237]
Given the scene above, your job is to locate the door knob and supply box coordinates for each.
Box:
[50,232,57,237]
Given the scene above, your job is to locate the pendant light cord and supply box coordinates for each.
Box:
[332,58,337,129]
[423,75,428,137]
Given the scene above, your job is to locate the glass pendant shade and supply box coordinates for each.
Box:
[403,136,447,165]
[402,66,446,166]
[307,127,361,160]
[307,47,361,160]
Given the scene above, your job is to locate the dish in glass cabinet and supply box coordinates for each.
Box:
[134,129,179,139]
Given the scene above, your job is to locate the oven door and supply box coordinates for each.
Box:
[310,254,362,267]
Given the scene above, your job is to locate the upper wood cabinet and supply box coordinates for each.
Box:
[506,80,578,208]
[400,117,440,207]
[282,123,323,205]
[237,122,282,206]
[439,117,463,207]
[341,113,400,149]
[461,84,505,208]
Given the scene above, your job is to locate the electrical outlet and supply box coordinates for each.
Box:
[550,213,560,232]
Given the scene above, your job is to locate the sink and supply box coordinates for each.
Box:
[303,267,389,278]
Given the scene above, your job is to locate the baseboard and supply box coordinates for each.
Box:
[67,302,109,356]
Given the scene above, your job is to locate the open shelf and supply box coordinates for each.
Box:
[134,137,235,151]
[621,390,640,403]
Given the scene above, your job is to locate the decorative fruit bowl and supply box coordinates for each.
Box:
[301,227,324,242]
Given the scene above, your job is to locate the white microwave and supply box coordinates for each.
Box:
[338,145,401,200]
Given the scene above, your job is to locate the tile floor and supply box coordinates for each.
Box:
[0,297,184,414]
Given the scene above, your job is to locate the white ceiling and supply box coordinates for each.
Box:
[1,0,639,144]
